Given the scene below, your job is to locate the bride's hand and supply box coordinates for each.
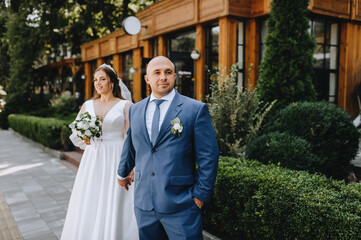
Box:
[83,136,90,145]
[127,169,135,183]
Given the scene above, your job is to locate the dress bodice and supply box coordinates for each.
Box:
[86,100,129,140]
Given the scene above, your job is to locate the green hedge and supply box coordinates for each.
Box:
[8,114,67,149]
[246,131,321,173]
[203,157,361,240]
[264,101,359,179]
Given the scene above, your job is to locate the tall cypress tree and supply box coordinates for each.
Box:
[256,0,316,109]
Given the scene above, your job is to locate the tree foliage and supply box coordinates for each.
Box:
[0,0,158,128]
[256,0,317,109]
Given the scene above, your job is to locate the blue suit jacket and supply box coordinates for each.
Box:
[118,90,219,214]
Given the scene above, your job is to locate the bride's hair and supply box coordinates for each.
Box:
[92,65,124,100]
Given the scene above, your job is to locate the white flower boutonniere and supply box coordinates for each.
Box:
[170,117,183,137]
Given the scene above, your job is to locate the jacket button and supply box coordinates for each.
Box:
[152,148,156,153]
[151,172,155,176]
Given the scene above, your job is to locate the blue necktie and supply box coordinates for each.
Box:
[151,99,165,145]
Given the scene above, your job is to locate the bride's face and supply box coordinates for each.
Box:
[94,70,113,95]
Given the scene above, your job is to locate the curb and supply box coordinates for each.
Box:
[9,128,64,160]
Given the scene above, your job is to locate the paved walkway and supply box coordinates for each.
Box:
[0,129,220,240]
[0,130,76,240]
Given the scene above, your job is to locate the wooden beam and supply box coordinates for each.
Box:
[158,35,167,56]
[84,62,92,100]
[195,24,206,101]
[218,16,237,79]
[133,48,142,102]
[97,58,105,67]
[245,18,260,90]
[112,54,123,78]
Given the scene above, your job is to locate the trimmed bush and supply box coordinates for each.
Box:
[246,131,321,172]
[264,101,360,179]
[8,114,67,149]
[203,157,361,240]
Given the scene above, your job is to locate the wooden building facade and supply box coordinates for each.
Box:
[80,0,361,117]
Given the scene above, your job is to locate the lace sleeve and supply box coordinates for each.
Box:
[69,103,87,150]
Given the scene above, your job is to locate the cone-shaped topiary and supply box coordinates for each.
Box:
[256,0,317,110]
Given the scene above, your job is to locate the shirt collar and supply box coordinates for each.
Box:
[149,89,175,103]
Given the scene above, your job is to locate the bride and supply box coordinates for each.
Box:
[61,64,138,240]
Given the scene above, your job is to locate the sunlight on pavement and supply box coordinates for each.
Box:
[0,163,44,177]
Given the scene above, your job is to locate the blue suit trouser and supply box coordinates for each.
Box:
[134,203,203,240]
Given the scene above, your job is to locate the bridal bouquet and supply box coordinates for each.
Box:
[69,112,102,140]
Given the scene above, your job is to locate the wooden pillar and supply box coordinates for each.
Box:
[97,58,105,67]
[84,62,92,99]
[143,40,153,97]
[195,24,206,101]
[143,40,153,58]
[158,36,167,56]
[113,54,123,78]
[245,19,260,90]
[133,48,142,102]
[71,61,77,98]
[338,22,348,110]
[218,16,237,79]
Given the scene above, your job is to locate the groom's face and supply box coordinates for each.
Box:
[145,57,176,99]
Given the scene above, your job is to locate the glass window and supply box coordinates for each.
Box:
[310,17,339,103]
[153,38,158,57]
[167,30,196,98]
[122,51,133,94]
[237,22,245,88]
[205,23,219,96]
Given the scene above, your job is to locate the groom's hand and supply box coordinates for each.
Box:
[118,178,130,191]
[194,197,204,209]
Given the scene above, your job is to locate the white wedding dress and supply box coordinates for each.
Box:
[61,100,139,240]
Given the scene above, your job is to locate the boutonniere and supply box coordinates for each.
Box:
[170,117,183,137]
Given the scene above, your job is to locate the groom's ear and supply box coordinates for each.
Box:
[144,75,149,84]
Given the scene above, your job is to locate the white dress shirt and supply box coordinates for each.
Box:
[146,89,175,139]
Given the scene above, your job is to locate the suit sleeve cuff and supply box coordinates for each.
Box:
[117,175,127,180]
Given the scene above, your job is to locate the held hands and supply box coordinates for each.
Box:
[118,169,135,191]
[194,197,204,209]
[83,136,90,145]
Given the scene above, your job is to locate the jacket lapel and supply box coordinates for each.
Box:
[140,97,153,148]
[154,91,183,146]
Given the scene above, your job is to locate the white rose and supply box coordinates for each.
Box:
[173,123,183,132]
[77,122,84,129]
[85,130,92,137]
[89,122,96,128]
[83,124,89,130]
[69,123,75,129]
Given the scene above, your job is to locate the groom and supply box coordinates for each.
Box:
[118,56,219,239]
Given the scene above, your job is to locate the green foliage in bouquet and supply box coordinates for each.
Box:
[206,63,275,157]
[69,112,102,140]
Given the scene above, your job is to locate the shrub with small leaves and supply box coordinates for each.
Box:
[206,63,275,157]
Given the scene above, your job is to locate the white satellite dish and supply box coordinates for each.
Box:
[122,16,142,35]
